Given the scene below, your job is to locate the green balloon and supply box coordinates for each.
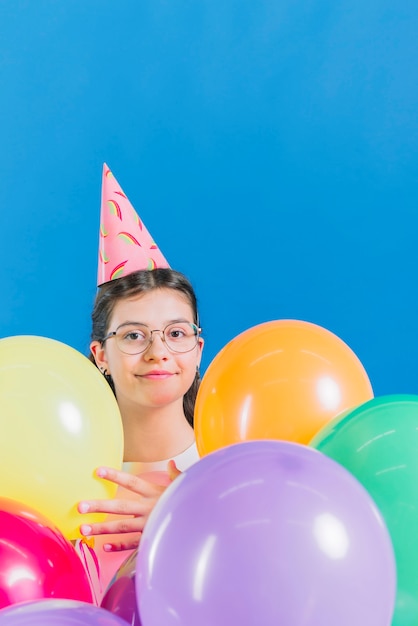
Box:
[310,394,418,626]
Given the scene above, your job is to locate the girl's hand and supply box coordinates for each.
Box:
[78,461,180,551]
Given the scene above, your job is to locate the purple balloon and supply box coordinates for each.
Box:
[0,599,130,625]
[136,440,396,626]
[101,551,141,626]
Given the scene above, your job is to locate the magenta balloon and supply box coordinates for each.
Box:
[101,551,141,625]
[136,440,396,626]
[0,498,93,609]
[0,599,130,625]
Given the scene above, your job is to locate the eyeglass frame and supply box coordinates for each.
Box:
[101,321,202,355]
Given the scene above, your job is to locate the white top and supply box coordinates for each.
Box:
[122,441,200,475]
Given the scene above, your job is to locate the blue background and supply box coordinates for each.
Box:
[1,0,417,396]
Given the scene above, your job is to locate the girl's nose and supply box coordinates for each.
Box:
[143,331,169,359]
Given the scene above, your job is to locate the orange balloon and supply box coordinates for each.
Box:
[195,320,374,456]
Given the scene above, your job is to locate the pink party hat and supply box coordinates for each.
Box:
[97,163,170,286]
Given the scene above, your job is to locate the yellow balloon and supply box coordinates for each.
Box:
[0,335,124,540]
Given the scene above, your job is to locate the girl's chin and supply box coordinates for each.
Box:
[144,393,185,408]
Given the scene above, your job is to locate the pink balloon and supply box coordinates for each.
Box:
[0,498,93,609]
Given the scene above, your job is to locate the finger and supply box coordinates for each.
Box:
[102,536,141,552]
[167,460,182,481]
[95,466,167,497]
[80,517,146,537]
[78,498,153,517]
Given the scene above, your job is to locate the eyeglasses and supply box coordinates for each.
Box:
[102,322,202,355]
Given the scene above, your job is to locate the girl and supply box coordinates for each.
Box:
[77,267,204,599]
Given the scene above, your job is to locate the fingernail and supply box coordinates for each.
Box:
[96,467,107,478]
[103,544,113,552]
[80,525,92,536]
[78,502,90,513]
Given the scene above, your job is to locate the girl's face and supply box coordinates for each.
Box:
[91,288,204,412]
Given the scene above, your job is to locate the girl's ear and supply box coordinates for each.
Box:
[197,337,204,367]
[90,340,109,373]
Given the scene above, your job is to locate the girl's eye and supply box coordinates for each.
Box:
[124,330,146,342]
[168,328,186,339]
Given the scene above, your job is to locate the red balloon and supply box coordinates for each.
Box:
[0,498,93,609]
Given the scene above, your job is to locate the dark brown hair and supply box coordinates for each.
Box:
[89,268,201,427]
